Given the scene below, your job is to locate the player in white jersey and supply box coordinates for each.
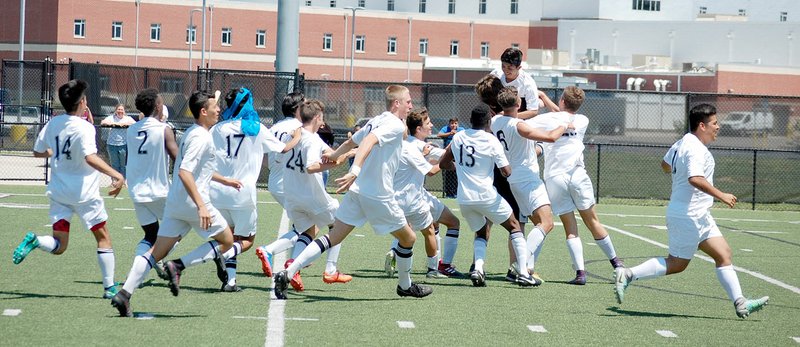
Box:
[112,91,243,317]
[13,80,125,299]
[614,104,768,319]
[210,88,301,292]
[439,105,539,287]
[528,87,624,285]
[489,47,543,120]
[274,85,433,300]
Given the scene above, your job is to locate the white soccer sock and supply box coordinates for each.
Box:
[135,239,152,257]
[395,244,413,290]
[630,257,667,281]
[291,233,313,259]
[566,237,585,271]
[473,237,487,273]
[443,229,459,264]
[122,254,155,294]
[222,241,242,260]
[179,241,221,268]
[325,244,342,274]
[286,237,329,278]
[36,235,59,253]
[510,232,529,275]
[427,255,439,270]
[226,257,237,286]
[715,265,744,303]
[435,229,442,259]
[97,248,115,288]
[526,227,547,270]
[594,235,618,260]
[265,229,299,255]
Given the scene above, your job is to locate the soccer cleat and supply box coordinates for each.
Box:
[12,232,39,265]
[614,267,633,304]
[516,274,542,287]
[384,250,396,277]
[396,283,433,298]
[164,260,182,297]
[438,263,465,278]
[532,272,545,284]
[504,267,518,282]
[110,289,132,317]
[567,270,587,285]
[322,271,353,284]
[470,269,486,287]
[284,259,305,291]
[214,255,228,285]
[255,247,274,277]
[221,283,243,292]
[426,268,449,279]
[103,284,119,299]
[735,296,769,319]
[154,260,169,281]
[610,257,624,269]
[273,271,289,300]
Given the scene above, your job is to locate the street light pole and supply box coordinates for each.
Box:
[135,0,140,66]
[344,6,364,82]
[188,8,201,70]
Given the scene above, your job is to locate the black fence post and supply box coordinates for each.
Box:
[423,83,430,110]
[684,93,692,133]
[596,143,601,203]
[752,149,757,210]
[143,67,149,88]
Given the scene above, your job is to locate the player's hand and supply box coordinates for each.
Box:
[323,152,339,164]
[721,193,737,208]
[422,144,433,156]
[292,127,302,138]
[335,173,356,193]
[566,122,575,130]
[224,178,242,190]
[108,176,125,197]
[538,90,547,99]
[198,205,211,230]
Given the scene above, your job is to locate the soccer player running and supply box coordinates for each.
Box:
[209,88,300,292]
[614,104,769,318]
[439,105,539,287]
[111,91,242,317]
[13,80,125,299]
[529,87,623,285]
[273,85,433,300]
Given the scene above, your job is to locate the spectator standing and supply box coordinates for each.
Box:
[437,118,464,198]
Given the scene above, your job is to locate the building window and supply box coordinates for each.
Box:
[511,43,519,49]
[698,6,707,14]
[448,0,456,14]
[359,0,366,7]
[98,75,110,91]
[74,19,86,38]
[160,78,185,94]
[387,36,397,54]
[780,11,788,22]
[330,0,336,8]
[355,35,365,52]
[419,0,426,13]
[480,42,489,58]
[738,9,746,16]
[221,27,232,46]
[150,23,161,42]
[322,33,332,51]
[632,0,660,11]
[419,38,428,55]
[478,0,486,14]
[305,1,311,6]
[387,0,394,11]
[256,30,266,47]
[111,21,123,40]
[450,40,459,56]
[510,0,519,14]
[186,25,197,44]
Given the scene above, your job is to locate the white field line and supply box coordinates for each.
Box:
[603,223,800,295]
[598,212,800,224]
[265,210,290,347]
[527,325,547,333]
[0,202,48,209]
[656,330,678,338]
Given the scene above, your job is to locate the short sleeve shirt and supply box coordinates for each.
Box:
[529,111,589,180]
[165,124,217,217]
[283,129,337,214]
[34,115,100,204]
[490,115,539,184]
[349,111,406,201]
[394,140,434,211]
[451,129,509,205]
[665,133,715,216]
[126,117,170,202]
[490,67,544,111]
[267,117,303,195]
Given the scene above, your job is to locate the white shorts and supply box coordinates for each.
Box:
[459,195,513,233]
[423,190,445,222]
[545,167,596,216]
[270,190,287,208]
[159,203,229,239]
[219,207,258,237]
[133,199,166,226]
[49,196,108,231]
[287,199,338,233]
[404,205,434,231]
[509,178,550,217]
[667,212,723,259]
[335,191,407,235]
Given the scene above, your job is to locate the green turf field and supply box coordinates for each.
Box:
[0,185,798,346]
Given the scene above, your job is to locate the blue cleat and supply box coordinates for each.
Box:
[13,232,39,265]
[735,296,769,318]
[614,267,633,304]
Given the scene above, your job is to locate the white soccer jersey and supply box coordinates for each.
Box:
[34,115,101,204]
[490,115,540,184]
[664,133,715,216]
[349,111,406,201]
[450,129,509,205]
[394,140,433,212]
[490,68,544,110]
[267,117,303,196]
[409,136,444,162]
[530,111,590,180]
[165,124,217,217]
[210,120,285,209]
[126,117,171,202]
[283,129,337,214]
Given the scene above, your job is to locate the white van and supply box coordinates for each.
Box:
[719,111,774,135]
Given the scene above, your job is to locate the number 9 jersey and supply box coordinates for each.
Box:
[126,117,171,203]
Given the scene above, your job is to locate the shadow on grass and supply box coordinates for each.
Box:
[605,306,728,320]
[0,290,98,300]
[287,290,410,303]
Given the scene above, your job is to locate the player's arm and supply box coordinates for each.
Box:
[212,173,242,190]
[438,144,455,171]
[178,169,212,229]
[86,153,125,197]
[660,160,671,173]
[325,137,357,163]
[335,133,378,193]
[538,90,560,113]
[280,127,302,153]
[426,164,441,176]
[33,149,52,158]
[517,121,565,143]
[99,116,113,126]
[164,127,179,161]
[688,176,737,208]
[498,164,512,177]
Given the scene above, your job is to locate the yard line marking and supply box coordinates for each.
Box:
[397,321,415,329]
[647,225,668,230]
[791,336,800,343]
[114,208,135,211]
[599,212,797,224]
[266,210,290,347]
[0,192,46,197]
[135,313,154,320]
[233,316,268,320]
[586,242,596,246]
[44,224,52,227]
[0,193,10,198]
[0,202,48,209]
[287,317,319,321]
[123,226,134,230]
[656,330,678,338]
[257,201,279,204]
[527,325,548,333]
[604,224,800,295]
[730,230,786,235]
[740,249,753,252]
[353,234,365,237]
[2,309,21,316]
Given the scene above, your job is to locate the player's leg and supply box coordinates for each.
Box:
[526,204,554,276]
[392,224,433,298]
[436,206,464,277]
[322,221,353,284]
[699,234,769,318]
[13,200,75,264]
[498,208,539,287]
[560,212,586,285]
[112,232,181,317]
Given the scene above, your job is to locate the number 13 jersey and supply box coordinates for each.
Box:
[450,129,509,205]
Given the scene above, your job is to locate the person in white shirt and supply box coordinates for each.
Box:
[100,104,136,177]
[210,88,300,292]
[439,105,539,287]
[274,85,433,300]
[531,87,624,285]
[112,91,242,317]
[614,104,769,319]
[489,47,543,120]
[13,80,125,300]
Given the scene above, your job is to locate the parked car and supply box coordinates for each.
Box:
[719,111,774,136]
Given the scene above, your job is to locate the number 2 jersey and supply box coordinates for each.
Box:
[33,114,101,204]
[450,129,509,205]
[126,117,171,203]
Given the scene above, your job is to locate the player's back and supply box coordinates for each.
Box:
[490,115,539,183]
[665,133,715,216]
[35,114,100,204]
[267,117,302,195]
[283,129,335,214]
[394,140,433,210]
[349,111,405,201]
[126,117,170,202]
[451,129,508,204]
[531,111,589,180]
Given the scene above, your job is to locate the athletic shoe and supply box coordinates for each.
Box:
[734,296,769,319]
[437,263,465,278]
[396,283,433,298]
[426,268,449,279]
[504,267,518,282]
[110,289,133,317]
[610,257,624,269]
[470,269,486,287]
[614,267,633,304]
[531,272,544,284]
[255,247,274,277]
[154,260,169,281]
[12,232,39,264]
[284,259,304,291]
[567,270,587,285]
[516,274,542,287]
[322,271,353,284]
[221,283,243,292]
[103,284,119,299]
[214,255,228,285]
[164,260,182,297]
[384,250,396,277]
[273,271,289,300]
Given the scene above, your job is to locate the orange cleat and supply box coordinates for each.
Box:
[255,248,273,277]
[285,259,304,291]
[322,271,353,284]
